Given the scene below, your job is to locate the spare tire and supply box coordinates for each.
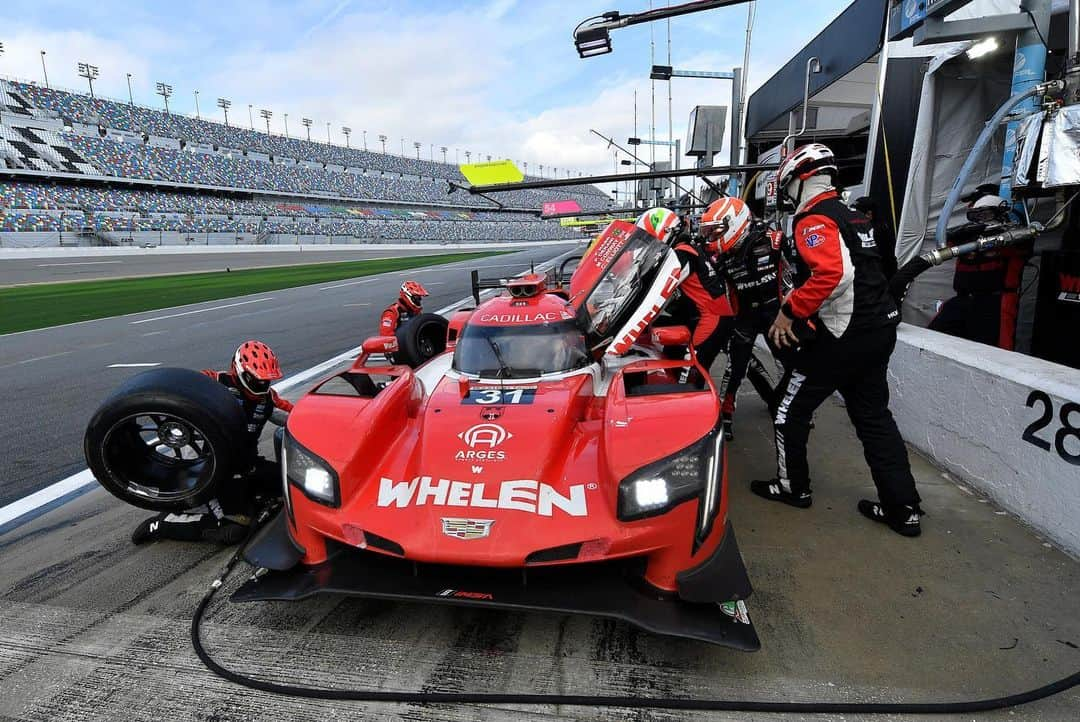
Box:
[393,313,449,368]
[84,367,248,512]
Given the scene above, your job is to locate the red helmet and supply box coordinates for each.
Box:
[399,280,429,313]
[231,340,283,396]
[699,197,753,255]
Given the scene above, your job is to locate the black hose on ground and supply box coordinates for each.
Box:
[190,540,1080,713]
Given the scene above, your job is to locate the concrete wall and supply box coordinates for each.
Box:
[891,324,1080,557]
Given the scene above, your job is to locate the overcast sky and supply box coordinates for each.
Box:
[0,0,850,179]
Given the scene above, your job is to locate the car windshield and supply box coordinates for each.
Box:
[581,232,666,338]
[453,320,590,379]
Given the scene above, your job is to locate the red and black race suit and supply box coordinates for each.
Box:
[784,192,899,339]
[717,226,781,312]
[672,241,736,371]
[928,222,1030,350]
[380,301,417,335]
[201,370,292,465]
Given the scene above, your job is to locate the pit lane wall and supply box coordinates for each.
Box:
[890,324,1080,558]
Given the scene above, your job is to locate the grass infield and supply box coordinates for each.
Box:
[0,251,501,334]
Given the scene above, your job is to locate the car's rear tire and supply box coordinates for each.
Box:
[84,368,248,512]
[393,313,449,368]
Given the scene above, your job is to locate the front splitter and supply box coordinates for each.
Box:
[232,545,760,651]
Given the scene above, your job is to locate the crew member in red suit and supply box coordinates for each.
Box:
[131,340,292,545]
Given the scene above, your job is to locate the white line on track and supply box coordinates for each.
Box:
[320,278,379,291]
[36,260,125,267]
[15,350,75,365]
[129,297,272,325]
[0,247,581,534]
[107,363,161,368]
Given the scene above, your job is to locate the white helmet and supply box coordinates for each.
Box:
[776,143,837,206]
[635,207,681,245]
[967,193,1010,224]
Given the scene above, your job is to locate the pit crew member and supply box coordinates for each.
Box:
[756,143,923,537]
[380,280,429,334]
[131,340,293,545]
[636,207,736,378]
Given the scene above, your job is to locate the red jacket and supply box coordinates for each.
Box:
[201,369,293,412]
[380,302,416,335]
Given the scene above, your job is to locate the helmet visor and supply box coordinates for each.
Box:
[240,370,271,395]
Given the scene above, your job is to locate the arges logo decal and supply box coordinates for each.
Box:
[456,423,512,463]
[378,477,588,517]
[459,423,512,448]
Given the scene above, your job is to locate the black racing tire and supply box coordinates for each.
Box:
[393,313,449,368]
[84,367,248,512]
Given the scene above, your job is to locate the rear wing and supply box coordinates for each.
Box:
[469,265,565,306]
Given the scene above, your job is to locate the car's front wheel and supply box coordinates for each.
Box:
[84,368,248,512]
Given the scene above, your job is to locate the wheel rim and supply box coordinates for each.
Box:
[101,412,217,503]
[415,320,445,360]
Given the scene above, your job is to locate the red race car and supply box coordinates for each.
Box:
[235,221,758,649]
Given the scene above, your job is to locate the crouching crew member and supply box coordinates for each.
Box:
[381,280,429,334]
[132,340,293,545]
[699,197,782,438]
[754,143,924,537]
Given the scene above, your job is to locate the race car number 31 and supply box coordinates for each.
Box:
[463,388,535,405]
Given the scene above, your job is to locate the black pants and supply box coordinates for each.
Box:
[720,305,779,416]
[773,324,919,509]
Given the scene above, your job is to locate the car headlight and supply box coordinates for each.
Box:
[283,432,340,507]
[617,430,721,526]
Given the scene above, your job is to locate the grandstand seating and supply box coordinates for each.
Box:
[0,77,605,245]
[0,79,608,210]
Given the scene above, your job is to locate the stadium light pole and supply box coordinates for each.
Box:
[40,51,49,89]
[260,108,272,135]
[77,62,99,98]
[283,113,289,138]
[155,82,173,114]
[302,117,312,141]
[342,126,351,148]
[430,144,434,161]
[413,141,421,160]
[464,151,471,164]
[247,104,253,130]
[440,146,447,163]
[125,73,134,105]
[325,121,331,145]
[362,129,367,150]
[217,98,231,127]
[193,90,201,120]
[399,137,405,155]
[378,134,387,154]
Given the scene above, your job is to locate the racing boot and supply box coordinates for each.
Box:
[857,500,923,537]
[131,505,248,545]
[750,478,812,509]
[720,394,736,441]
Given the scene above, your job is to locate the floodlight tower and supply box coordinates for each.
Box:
[217,98,231,126]
[302,117,312,141]
[283,113,289,138]
[193,90,201,119]
[440,146,448,163]
[259,108,272,135]
[342,126,351,148]
[126,73,134,105]
[378,134,387,153]
[77,62,99,98]
[325,121,331,145]
[413,141,422,160]
[155,82,173,114]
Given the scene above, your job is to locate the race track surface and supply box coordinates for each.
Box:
[0,243,577,506]
[0,246,487,286]
[1,380,1078,720]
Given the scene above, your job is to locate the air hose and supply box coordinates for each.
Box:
[933,80,1063,249]
[191,528,1079,713]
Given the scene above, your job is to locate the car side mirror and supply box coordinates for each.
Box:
[651,326,691,347]
[362,335,399,355]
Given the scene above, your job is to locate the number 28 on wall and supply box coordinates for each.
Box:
[1022,390,1080,466]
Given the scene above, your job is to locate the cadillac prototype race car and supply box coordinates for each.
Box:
[232,220,758,649]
